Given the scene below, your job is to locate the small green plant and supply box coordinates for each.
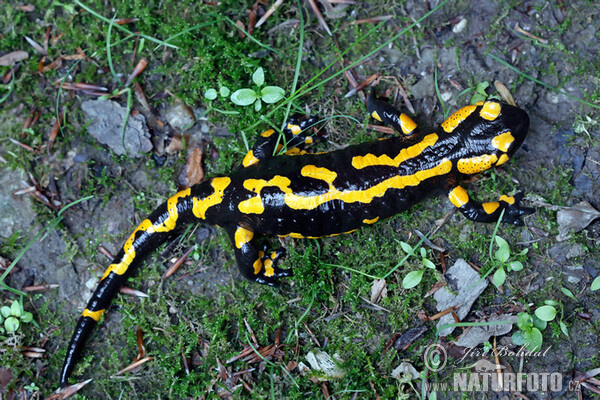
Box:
[0,299,34,334]
[490,236,527,288]
[512,300,568,351]
[400,242,437,289]
[204,67,285,112]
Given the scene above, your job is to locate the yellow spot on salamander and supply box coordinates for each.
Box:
[497,154,509,166]
[263,258,274,277]
[287,123,302,135]
[483,202,500,214]
[499,195,515,204]
[253,258,262,275]
[474,101,484,106]
[480,101,501,121]
[238,196,265,214]
[82,308,105,321]
[441,105,477,133]
[305,136,314,144]
[457,154,498,174]
[363,217,379,224]
[261,129,275,137]
[234,227,254,249]
[491,131,514,153]
[352,133,438,169]
[448,186,469,208]
[192,177,231,219]
[371,110,382,122]
[399,113,417,135]
[242,150,260,167]
[270,251,277,259]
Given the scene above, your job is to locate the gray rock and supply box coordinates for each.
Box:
[81,99,152,157]
[434,259,489,337]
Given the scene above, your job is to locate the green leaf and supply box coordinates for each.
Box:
[493,267,506,287]
[230,89,258,106]
[591,276,600,291]
[532,314,547,331]
[420,248,426,258]
[21,312,33,323]
[399,241,413,254]
[252,67,265,86]
[254,99,262,112]
[260,86,285,104]
[523,327,543,351]
[544,299,560,306]
[561,287,577,301]
[516,312,532,329]
[494,236,510,263]
[10,301,22,317]
[560,321,569,337]
[204,88,217,100]
[422,258,436,269]
[511,331,524,346]
[535,305,557,322]
[4,316,19,333]
[402,269,425,289]
[509,261,523,271]
[0,306,10,319]
[219,86,230,97]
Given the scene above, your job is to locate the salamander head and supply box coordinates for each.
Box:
[441,101,530,175]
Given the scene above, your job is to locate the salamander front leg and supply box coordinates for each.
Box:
[448,186,534,225]
[367,92,417,135]
[242,116,326,167]
[228,226,292,286]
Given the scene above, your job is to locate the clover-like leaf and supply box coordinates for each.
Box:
[4,316,19,333]
[254,98,262,112]
[260,86,285,104]
[509,261,523,271]
[0,306,10,319]
[219,86,230,97]
[10,301,22,317]
[535,305,557,322]
[494,236,510,263]
[252,67,265,86]
[402,269,425,289]
[523,327,543,351]
[493,267,506,288]
[592,276,600,291]
[204,88,217,100]
[21,312,33,323]
[230,89,258,106]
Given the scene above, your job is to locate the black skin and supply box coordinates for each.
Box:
[60,96,533,387]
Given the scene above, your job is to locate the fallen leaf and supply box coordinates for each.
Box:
[391,362,420,380]
[300,350,346,381]
[0,51,28,66]
[370,278,387,303]
[557,201,600,241]
[178,144,204,188]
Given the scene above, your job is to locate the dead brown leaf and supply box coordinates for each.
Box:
[0,51,28,66]
[178,144,204,188]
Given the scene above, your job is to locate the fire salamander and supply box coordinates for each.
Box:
[60,94,533,387]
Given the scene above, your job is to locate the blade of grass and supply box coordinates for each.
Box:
[73,0,178,49]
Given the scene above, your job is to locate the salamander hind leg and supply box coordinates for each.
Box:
[367,91,417,135]
[228,225,292,286]
[448,186,534,226]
